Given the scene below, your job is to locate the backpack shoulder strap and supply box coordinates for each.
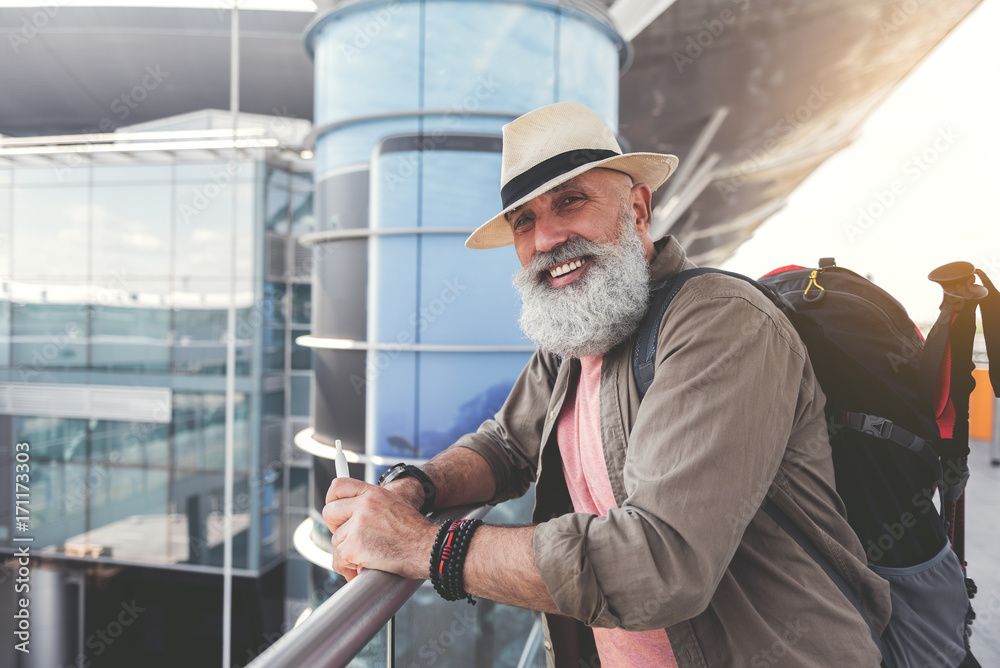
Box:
[633,267,782,397]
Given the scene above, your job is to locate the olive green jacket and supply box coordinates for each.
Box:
[456,236,891,667]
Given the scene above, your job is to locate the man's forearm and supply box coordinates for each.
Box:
[385,445,497,511]
[463,525,559,614]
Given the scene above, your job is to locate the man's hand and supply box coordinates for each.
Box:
[381,476,426,511]
[323,478,437,581]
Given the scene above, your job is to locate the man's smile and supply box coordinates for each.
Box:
[544,256,591,286]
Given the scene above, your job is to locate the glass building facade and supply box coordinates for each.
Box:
[0,111,316,666]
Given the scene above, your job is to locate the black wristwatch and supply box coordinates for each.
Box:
[378,463,436,515]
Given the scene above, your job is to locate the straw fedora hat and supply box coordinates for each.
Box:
[466,102,678,250]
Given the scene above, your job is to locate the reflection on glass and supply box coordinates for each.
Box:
[12,303,88,371]
[558,13,620,128]
[374,352,528,461]
[92,163,172,184]
[174,181,254,280]
[423,1,556,112]
[266,169,291,233]
[86,467,170,563]
[263,390,284,417]
[171,472,250,568]
[313,3,421,124]
[291,189,315,235]
[172,392,249,472]
[263,326,285,371]
[290,375,311,417]
[264,282,286,325]
[92,183,172,278]
[14,417,88,550]
[0,187,10,276]
[89,419,169,468]
[13,186,90,278]
[291,283,311,325]
[172,282,253,375]
[91,304,170,372]
[0,298,10,368]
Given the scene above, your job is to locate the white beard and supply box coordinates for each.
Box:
[512,210,650,359]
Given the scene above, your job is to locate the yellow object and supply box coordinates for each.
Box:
[970,368,994,441]
[804,270,825,299]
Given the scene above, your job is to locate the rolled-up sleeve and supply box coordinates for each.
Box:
[454,347,561,504]
[533,276,814,631]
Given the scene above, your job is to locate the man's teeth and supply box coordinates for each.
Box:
[548,259,584,278]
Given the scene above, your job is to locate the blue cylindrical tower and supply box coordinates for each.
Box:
[295,0,627,580]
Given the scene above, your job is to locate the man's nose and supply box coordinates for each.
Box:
[532,213,571,254]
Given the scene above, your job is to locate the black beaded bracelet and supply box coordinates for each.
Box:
[429,519,483,605]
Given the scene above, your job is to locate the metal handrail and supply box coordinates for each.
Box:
[248,504,490,668]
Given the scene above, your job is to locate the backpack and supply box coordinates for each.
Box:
[631,258,999,668]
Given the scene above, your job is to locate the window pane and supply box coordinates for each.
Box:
[91,302,170,372]
[13,186,90,279]
[290,375,310,417]
[90,419,169,468]
[290,328,312,370]
[291,283,311,325]
[290,188,315,235]
[12,302,88,372]
[171,472,250,569]
[174,181,254,280]
[14,417,88,551]
[92,183,172,278]
[172,281,253,375]
[0,187,10,276]
[92,163,172,184]
[172,392,249,472]
[263,327,285,371]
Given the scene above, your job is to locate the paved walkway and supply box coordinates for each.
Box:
[965,438,1000,664]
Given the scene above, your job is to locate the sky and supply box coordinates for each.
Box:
[722,0,999,327]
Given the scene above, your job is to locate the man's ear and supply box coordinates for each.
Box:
[631,182,653,233]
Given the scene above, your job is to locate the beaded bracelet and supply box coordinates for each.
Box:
[429,519,483,605]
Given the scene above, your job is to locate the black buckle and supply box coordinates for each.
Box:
[861,415,893,439]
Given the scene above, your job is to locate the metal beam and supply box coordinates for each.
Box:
[660,107,728,204]
[650,152,720,240]
[609,0,678,41]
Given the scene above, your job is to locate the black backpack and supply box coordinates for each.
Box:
[631,259,999,668]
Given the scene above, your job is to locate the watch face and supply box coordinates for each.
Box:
[379,464,407,486]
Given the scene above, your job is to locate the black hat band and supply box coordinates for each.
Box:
[500,148,620,209]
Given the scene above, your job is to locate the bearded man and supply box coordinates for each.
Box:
[322,102,891,667]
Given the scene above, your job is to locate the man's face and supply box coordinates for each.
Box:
[505,167,655,280]
[508,168,657,359]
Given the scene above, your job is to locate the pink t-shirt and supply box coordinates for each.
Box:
[556,355,678,668]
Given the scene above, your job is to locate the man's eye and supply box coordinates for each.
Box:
[513,216,534,231]
[561,196,583,206]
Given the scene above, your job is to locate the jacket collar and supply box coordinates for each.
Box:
[649,235,699,284]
